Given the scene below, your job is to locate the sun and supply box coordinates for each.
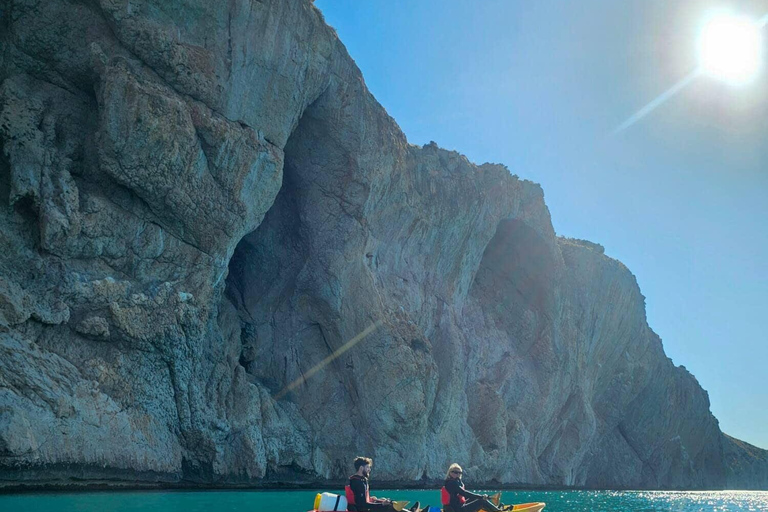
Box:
[698,13,763,85]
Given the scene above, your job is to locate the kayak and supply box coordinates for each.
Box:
[508,503,546,512]
[308,504,546,512]
[308,499,411,512]
[308,499,546,512]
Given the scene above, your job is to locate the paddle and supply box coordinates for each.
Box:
[392,501,411,511]
[490,492,502,507]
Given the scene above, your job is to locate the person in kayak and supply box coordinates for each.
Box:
[441,463,503,512]
[346,456,421,512]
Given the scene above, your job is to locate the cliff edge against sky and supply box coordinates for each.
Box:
[0,0,766,490]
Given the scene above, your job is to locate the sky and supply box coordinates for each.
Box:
[314,0,768,450]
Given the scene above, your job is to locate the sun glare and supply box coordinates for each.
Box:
[698,13,763,85]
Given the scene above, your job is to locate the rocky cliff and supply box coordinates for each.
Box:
[723,435,768,490]
[0,0,765,490]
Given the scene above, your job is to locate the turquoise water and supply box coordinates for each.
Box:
[1,489,767,512]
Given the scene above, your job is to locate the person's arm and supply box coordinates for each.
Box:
[457,483,484,501]
[369,492,391,504]
[351,480,391,509]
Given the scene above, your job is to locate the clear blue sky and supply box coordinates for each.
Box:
[315,0,768,449]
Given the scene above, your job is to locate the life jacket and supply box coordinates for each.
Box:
[441,480,467,507]
[346,474,370,509]
[440,486,451,506]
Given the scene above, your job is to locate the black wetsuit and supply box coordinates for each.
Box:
[348,475,397,512]
[443,478,501,512]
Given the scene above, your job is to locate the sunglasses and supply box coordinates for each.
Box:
[451,470,463,474]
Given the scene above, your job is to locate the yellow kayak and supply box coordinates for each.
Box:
[508,503,546,512]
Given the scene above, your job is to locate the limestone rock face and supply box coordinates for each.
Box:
[723,435,768,490]
[0,0,765,489]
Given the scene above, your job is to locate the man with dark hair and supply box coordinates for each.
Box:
[345,456,422,512]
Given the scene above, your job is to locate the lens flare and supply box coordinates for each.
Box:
[698,13,763,85]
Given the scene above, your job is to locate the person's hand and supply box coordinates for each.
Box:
[482,495,489,499]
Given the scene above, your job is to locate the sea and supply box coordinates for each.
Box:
[0,489,767,512]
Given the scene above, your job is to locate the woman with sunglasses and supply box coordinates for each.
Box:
[440,463,503,512]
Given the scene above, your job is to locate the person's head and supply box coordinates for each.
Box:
[446,463,463,480]
[354,456,373,478]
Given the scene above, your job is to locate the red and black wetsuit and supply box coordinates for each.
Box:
[346,474,394,512]
[441,478,500,512]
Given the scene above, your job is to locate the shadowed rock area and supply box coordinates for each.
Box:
[0,0,766,490]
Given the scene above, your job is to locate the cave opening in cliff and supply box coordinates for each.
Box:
[223,101,325,397]
[225,158,306,392]
[468,218,556,353]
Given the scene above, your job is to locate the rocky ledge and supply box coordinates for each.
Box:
[0,0,766,490]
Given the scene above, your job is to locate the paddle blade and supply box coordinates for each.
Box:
[392,501,410,512]
[490,492,502,506]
